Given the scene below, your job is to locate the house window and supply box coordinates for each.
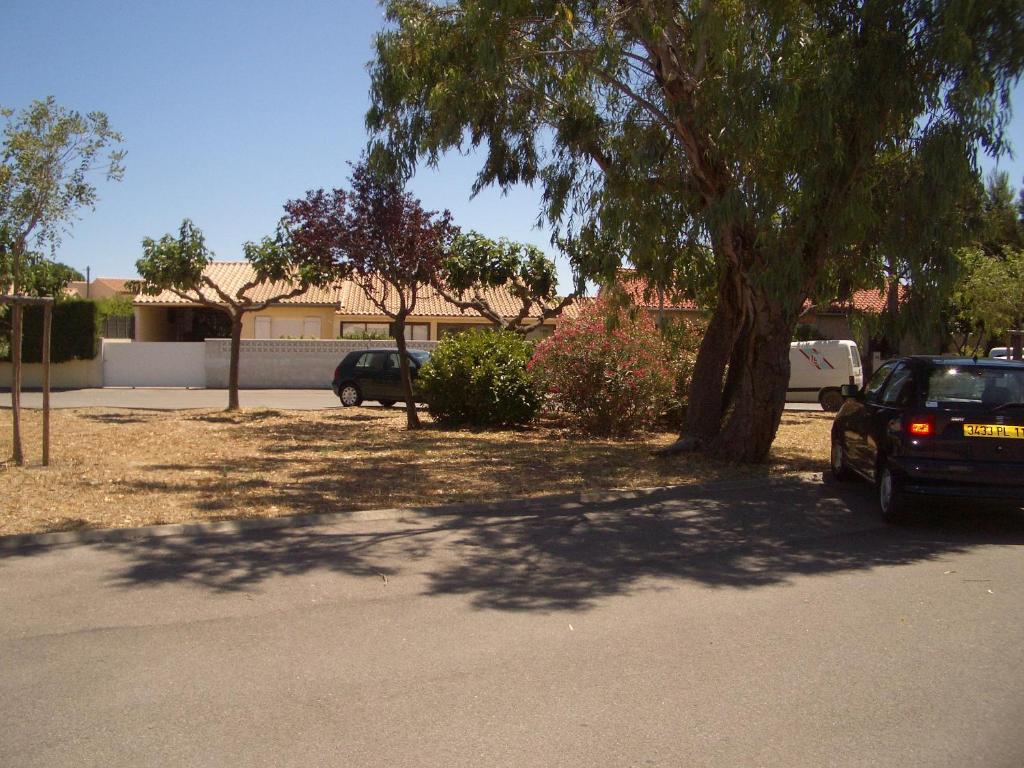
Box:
[401,323,430,341]
[438,322,495,338]
[340,322,430,340]
[302,317,322,338]
[254,316,272,339]
[340,322,391,340]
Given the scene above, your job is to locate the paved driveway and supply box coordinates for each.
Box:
[1,387,824,412]
[1,477,1021,767]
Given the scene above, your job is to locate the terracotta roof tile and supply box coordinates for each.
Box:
[338,274,577,319]
[94,278,131,293]
[613,270,700,311]
[612,269,902,316]
[134,262,344,306]
[133,261,584,320]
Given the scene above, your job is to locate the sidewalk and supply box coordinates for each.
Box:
[0,387,823,411]
[0,388,343,410]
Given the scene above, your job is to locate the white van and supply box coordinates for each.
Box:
[788,340,863,411]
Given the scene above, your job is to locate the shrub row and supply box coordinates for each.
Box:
[420,299,703,437]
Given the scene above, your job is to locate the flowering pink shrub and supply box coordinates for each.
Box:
[529,299,676,436]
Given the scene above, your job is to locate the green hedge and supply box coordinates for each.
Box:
[419,329,540,427]
[16,300,99,363]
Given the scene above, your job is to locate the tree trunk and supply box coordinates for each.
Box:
[10,301,24,466]
[227,314,243,411]
[665,274,796,463]
[680,289,742,446]
[392,317,420,429]
[705,298,793,462]
[886,278,900,355]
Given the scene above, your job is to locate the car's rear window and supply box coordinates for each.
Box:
[925,365,1024,406]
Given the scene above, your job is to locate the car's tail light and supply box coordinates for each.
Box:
[906,416,934,437]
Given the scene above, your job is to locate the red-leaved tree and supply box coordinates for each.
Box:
[284,161,455,428]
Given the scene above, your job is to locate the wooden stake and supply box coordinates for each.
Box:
[11,302,24,466]
[42,303,52,466]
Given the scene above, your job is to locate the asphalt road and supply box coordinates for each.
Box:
[0,387,824,411]
[2,477,1022,768]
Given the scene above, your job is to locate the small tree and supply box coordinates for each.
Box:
[433,231,581,333]
[1,96,123,465]
[947,247,1024,356]
[284,161,455,429]
[133,219,325,411]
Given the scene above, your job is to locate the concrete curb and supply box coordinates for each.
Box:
[0,473,821,552]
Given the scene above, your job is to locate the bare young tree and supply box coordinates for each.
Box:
[133,219,328,411]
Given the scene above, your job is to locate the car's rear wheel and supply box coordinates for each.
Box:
[339,383,362,407]
[830,437,851,481]
[819,388,844,412]
[877,464,909,523]
[378,400,395,408]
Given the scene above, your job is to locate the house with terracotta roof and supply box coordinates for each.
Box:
[133,261,576,342]
[612,268,902,340]
[66,278,133,300]
[611,269,933,373]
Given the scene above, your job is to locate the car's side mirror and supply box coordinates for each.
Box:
[840,384,861,400]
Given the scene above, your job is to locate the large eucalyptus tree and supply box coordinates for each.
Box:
[367,0,1024,461]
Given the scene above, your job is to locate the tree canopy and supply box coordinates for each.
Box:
[945,171,1024,354]
[1,96,124,287]
[1,95,123,466]
[0,253,82,297]
[283,160,456,428]
[434,231,580,333]
[367,0,1024,461]
[134,219,323,411]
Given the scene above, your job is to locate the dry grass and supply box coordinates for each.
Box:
[0,407,832,536]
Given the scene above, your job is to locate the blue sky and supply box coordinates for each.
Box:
[2,0,1022,291]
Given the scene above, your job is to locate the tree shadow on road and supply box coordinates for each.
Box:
[420,483,1024,610]
[94,477,1024,609]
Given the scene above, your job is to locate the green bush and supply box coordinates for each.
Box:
[18,300,99,363]
[419,329,540,427]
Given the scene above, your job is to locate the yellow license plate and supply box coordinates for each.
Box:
[964,423,1024,439]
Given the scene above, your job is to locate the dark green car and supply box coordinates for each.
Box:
[331,349,431,407]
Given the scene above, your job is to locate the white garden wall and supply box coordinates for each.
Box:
[3,339,439,391]
[204,339,438,389]
[103,341,207,387]
[0,356,103,389]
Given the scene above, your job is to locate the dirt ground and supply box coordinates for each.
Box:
[0,408,832,536]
